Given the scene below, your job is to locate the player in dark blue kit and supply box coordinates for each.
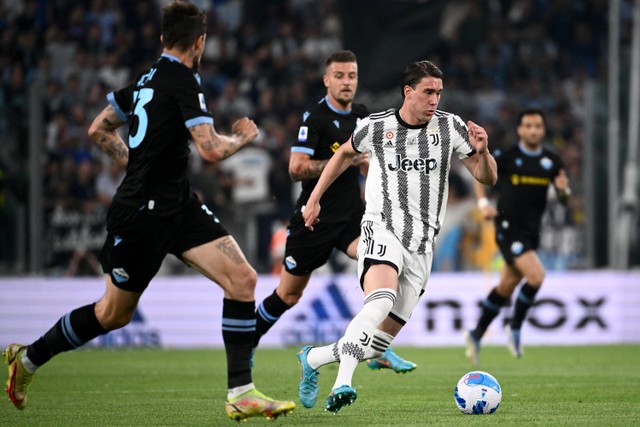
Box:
[3,1,294,421]
[465,108,571,365]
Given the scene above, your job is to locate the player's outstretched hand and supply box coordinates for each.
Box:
[302,201,320,231]
[467,121,488,154]
[232,117,259,144]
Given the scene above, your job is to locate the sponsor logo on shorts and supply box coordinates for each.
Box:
[112,268,129,283]
[511,241,524,255]
[285,256,297,270]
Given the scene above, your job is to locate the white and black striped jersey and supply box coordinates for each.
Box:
[352,109,476,254]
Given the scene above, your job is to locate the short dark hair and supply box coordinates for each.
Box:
[162,1,207,51]
[517,108,546,126]
[401,60,443,98]
[325,50,358,68]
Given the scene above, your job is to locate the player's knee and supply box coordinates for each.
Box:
[229,265,258,299]
[496,283,515,298]
[526,270,545,287]
[279,291,303,306]
[98,309,134,331]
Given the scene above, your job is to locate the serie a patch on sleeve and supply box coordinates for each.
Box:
[298,126,308,142]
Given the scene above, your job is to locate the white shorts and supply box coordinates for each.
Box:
[357,220,433,324]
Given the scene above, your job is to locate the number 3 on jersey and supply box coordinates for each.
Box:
[129,88,154,148]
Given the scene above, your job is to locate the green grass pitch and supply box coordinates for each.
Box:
[1,345,639,426]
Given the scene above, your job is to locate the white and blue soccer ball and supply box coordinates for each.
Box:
[454,370,502,414]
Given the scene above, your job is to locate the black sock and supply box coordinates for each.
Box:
[222,298,255,389]
[27,303,107,367]
[511,283,539,330]
[254,290,290,347]
[473,288,509,340]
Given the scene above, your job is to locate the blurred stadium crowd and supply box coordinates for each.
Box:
[0,0,629,275]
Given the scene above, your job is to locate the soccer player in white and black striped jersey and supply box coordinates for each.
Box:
[298,60,497,414]
[255,51,417,378]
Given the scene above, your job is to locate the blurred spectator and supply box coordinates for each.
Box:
[215,78,255,122]
[68,158,97,209]
[2,0,602,273]
[96,159,124,205]
[0,162,18,269]
[97,50,129,89]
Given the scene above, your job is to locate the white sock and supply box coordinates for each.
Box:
[227,382,254,400]
[332,288,396,389]
[307,343,340,369]
[363,329,394,359]
[20,351,38,374]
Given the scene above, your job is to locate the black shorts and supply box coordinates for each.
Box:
[494,218,539,265]
[100,194,229,292]
[282,204,364,276]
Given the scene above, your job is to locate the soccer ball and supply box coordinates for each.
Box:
[454,370,502,414]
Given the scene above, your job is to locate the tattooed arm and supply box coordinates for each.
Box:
[189,117,259,163]
[88,105,129,168]
[289,151,367,182]
[288,153,329,182]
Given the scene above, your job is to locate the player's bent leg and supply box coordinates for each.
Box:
[366,290,417,373]
[254,272,310,348]
[181,236,257,301]
[225,388,295,421]
[367,347,417,373]
[297,345,320,408]
[95,277,143,330]
[275,270,312,306]
[512,250,545,289]
[507,251,543,358]
[324,385,357,414]
[184,237,283,419]
[4,344,35,410]
[3,277,137,411]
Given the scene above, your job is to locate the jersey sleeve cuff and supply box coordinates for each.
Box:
[107,92,129,123]
[185,116,214,128]
[291,146,314,156]
[351,138,362,153]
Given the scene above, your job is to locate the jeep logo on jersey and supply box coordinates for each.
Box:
[388,154,437,173]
